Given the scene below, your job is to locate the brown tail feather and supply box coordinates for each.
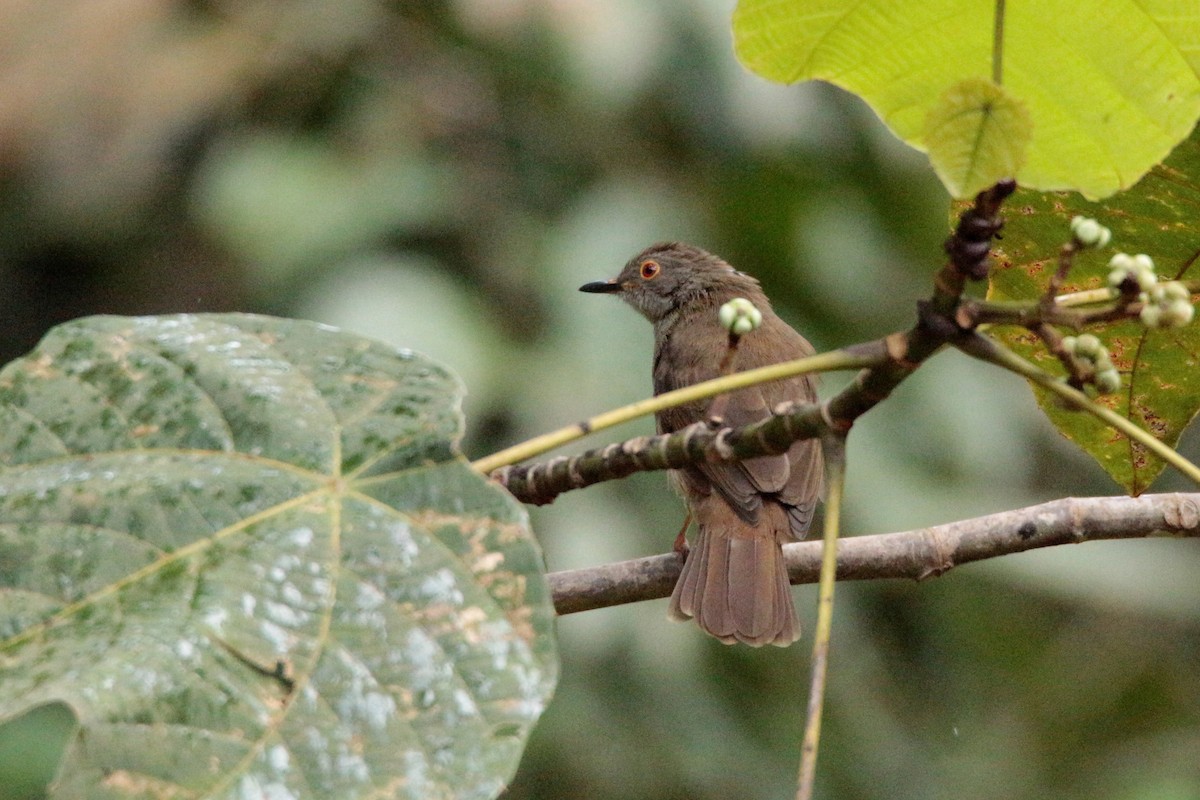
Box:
[668,525,800,647]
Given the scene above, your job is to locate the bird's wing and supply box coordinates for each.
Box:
[778,436,822,537]
[654,307,821,533]
[702,377,823,533]
[717,330,822,535]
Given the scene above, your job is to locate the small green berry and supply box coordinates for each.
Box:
[731,316,756,336]
[1132,254,1155,273]
[1061,336,1077,355]
[1074,334,1102,359]
[1164,299,1195,328]
[1070,216,1111,248]
[1162,281,1191,302]
[1133,267,1158,292]
[1140,304,1163,328]
[1095,369,1122,395]
[718,303,737,331]
[1108,253,1135,271]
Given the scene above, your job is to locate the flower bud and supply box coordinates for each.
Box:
[719,297,763,335]
[731,316,756,336]
[1074,334,1102,359]
[1095,369,1121,394]
[1133,268,1158,292]
[1163,299,1195,328]
[1108,253,1135,271]
[1070,216,1111,248]
[1162,281,1191,302]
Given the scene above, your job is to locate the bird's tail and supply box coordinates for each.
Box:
[668,522,799,647]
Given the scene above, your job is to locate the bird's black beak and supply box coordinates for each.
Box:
[579,280,623,294]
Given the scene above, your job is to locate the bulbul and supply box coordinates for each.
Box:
[580,242,822,646]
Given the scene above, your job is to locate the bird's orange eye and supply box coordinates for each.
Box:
[640,260,660,279]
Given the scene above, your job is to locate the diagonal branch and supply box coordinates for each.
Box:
[488,350,860,505]
[482,181,1019,499]
[548,492,1200,616]
[956,331,1200,486]
[489,332,917,505]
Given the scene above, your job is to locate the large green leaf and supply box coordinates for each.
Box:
[0,314,557,799]
[733,0,1200,199]
[923,77,1032,197]
[987,129,1200,494]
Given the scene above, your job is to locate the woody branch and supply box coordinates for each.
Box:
[488,180,1018,503]
[549,493,1200,615]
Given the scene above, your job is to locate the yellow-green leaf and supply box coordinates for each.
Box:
[925,78,1031,198]
[733,0,1200,200]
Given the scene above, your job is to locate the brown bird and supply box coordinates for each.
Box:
[581,242,822,646]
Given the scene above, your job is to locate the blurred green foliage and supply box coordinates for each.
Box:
[0,1,1196,798]
[0,703,76,800]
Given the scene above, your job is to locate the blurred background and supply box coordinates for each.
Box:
[1,1,1197,798]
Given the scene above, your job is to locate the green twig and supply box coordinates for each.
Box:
[471,349,879,474]
[797,433,847,800]
[956,332,1200,487]
[1055,287,1118,307]
[992,0,1006,85]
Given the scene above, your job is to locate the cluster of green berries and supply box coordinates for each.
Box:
[718,297,763,336]
[1105,252,1157,292]
[1140,280,1194,329]
[1106,252,1194,329]
[1060,333,1121,394]
[1055,217,1193,394]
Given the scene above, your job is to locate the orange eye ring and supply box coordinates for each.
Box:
[639,260,660,279]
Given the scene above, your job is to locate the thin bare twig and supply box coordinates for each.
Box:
[471,349,873,475]
[956,332,1200,486]
[798,433,846,800]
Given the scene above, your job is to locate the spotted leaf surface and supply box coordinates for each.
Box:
[986,130,1200,494]
[0,314,557,799]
